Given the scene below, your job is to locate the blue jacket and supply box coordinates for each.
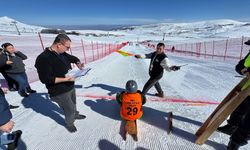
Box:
[0,88,12,126]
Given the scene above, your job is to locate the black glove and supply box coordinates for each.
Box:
[134,55,141,59]
[170,66,180,71]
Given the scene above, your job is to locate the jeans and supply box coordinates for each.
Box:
[7,72,29,93]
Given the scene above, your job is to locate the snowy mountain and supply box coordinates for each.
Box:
[0,16,45,34]
[119,19,250,43]
[1,17,250,44]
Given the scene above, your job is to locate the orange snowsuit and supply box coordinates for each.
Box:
[116,90,146,121]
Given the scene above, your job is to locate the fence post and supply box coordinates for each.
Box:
[224,39,229,61]
[81,39,87,64]
[109,43,110,54]
[195,43,197,57]
[204,42,206,58]
[101,43,103,58]
[97,42,99,59]
[104,42,107,56]
[190,43,193,56]
[38,32,45,50]
[91,41,95,61]
[185,43,187,53]
[240,36,244,60]
[212,40,215,59]
[197,43,201,58]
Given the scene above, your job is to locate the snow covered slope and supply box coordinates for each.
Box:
[2,45,249,150]
[119,19,250,43]
[0,16,44,34]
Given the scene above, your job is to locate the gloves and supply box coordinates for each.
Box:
[134,55,141,59]
[170,66,180,71]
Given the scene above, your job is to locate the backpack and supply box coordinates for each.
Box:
[235,52,250,75]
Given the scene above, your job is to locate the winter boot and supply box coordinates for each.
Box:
[217,124,238,135]
[155,92,164,98]
[75,114,86,120]
[7,130,22,150]
[8,87,17,92]
[26,87,36,93]
[66,124,77,133]
[227,140,240,150]
[18,90,29,97]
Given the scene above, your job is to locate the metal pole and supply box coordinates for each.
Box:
[12,21,21,35]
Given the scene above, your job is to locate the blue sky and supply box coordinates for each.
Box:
[0,0,250,25]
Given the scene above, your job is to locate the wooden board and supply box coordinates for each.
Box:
[125,120,138,141]
[195,78,250,145]
[195,77,247,137]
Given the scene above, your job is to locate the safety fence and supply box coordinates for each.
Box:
[0,33,128,83]
[141,36,250,62]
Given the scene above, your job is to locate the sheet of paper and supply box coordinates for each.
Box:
[66,67,91,78]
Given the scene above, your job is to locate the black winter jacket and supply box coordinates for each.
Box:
[35,48,80,97]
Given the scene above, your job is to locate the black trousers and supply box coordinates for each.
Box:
[50,88,78,126]
[142,75,163,95]
[227,96,250,126]
[231,108,250,146]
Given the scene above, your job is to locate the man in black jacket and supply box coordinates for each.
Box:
[135,43,180,97]
[35,34,86,133]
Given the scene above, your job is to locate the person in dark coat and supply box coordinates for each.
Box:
[0,48,19,91]
[0,43,36,97]
[220,39,250,150]
[218,40,250,136]
[35,34,86,133]
[134,42,180,97]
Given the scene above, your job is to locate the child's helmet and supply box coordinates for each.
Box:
[126,80,138,93]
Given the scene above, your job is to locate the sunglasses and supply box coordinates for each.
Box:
[60,43,70,49]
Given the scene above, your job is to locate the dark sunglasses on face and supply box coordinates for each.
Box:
[60,43,70,49]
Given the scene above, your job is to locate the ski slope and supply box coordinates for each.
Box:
[1,45,250,150]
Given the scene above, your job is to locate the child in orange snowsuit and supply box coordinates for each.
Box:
[116,80,146,121]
